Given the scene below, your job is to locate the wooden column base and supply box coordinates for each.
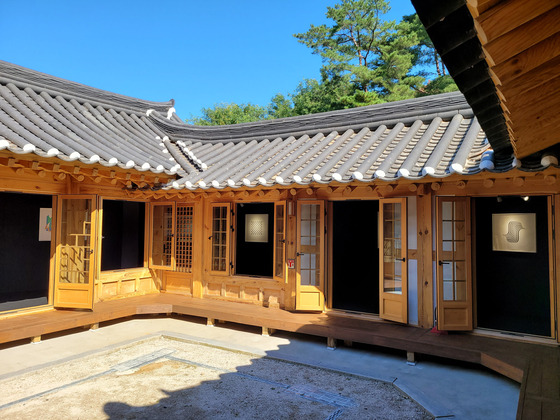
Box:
[327,337,336,350]
[30,335,41,344]
[407,351,417,366]
[207,318,215,327]
[262,327,276,336]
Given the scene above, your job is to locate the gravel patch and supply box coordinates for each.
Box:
[0,336,433,419]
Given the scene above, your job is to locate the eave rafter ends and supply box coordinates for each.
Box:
[413,0,560,160]
[2,59,555,194]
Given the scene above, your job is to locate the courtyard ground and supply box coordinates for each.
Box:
[0,315,519,419]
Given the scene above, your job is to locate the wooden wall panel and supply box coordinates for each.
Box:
[96,267,157,301]
[417,192,434,328]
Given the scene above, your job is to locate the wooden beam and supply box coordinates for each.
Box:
[476,0,558,43]
[483,7,560,65]
[493,32,560,83]
[417,192,434,329]
[513,177,525,187]
[483,178,495,188]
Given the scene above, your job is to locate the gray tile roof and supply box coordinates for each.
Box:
[2,61,539,192]
[160,93,501,190]
[0,61,182,175]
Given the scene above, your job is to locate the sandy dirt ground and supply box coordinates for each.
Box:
[0,336,433,419]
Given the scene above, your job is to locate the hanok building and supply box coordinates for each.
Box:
[1,59,558,344]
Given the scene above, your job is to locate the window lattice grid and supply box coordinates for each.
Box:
[152,205,173,267]
[176,205,194,273]
[441,201,467,301]
[212,206,228,272]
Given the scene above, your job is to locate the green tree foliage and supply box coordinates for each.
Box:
[294,0,424,101]
[187,103,269,126]
[268,94,294,119]
[188,1,458,125]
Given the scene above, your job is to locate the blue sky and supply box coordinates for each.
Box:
[1,0,416,120]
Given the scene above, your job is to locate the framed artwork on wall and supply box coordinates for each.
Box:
[39,208,52,241]
[492,213,536,253]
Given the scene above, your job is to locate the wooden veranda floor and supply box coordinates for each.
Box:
[0,293,558,419]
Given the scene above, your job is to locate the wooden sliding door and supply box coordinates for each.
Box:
[54,195,97,309]
[436,197,472,330]
[296,201,325,310]
[379,198,408,323]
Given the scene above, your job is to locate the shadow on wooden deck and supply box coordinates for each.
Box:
[0,293,558,419]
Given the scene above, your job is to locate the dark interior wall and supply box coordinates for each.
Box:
[332,201,379,313]
[0,192,51,302]
[475,196,551,336]
[101,200,145,271]
[235,203,274,277]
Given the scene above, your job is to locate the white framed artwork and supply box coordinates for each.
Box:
[39,208,52,241]
[245,214,268,243]
[492,213,536,253]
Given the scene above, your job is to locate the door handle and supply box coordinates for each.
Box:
[296,252,305,256]
[438,261,450,266]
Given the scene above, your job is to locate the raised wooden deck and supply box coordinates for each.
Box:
[0,293,558,419]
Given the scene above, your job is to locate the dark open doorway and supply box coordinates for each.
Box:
[474,196,551,336]
[332,201,379,314]
[235,203,274,277]
[0,192,52,312]
[101,200,145,271]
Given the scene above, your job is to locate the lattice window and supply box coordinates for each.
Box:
[441,200,467,301]
[151,204,173,267]
[176,205,194,273]
[211,205,229,272]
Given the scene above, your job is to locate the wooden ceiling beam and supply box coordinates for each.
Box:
[504,75,560,111]
[476,0,558,43]
[498,54,560,98]
[493,32,560,83]
[514,125,560,158]
[483,6,560,65]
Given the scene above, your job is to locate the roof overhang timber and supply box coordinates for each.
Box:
[412,0,560,159]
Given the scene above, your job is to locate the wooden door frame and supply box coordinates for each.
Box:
[54,194,98,309]
[295,200,326,311]
[273,201,287,282]
[148,202,176,271]
[436,196,473,331]
[379,197,408,323]
[471,194,556,338]
[207,202,232,276]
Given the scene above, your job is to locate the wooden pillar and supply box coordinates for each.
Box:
[192,198,205,298]
[417,192,434,328]
[554,195,560,343]
[285,199,297,310]
[327,337,337,350]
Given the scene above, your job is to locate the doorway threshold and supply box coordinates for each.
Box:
[326,309,382,322]
[470,328,558,346]
[0,304,53,320]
